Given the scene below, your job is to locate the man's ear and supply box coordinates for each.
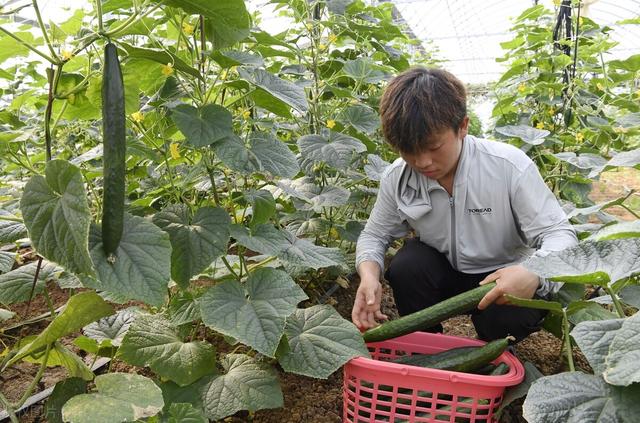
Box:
[458,116,470,138]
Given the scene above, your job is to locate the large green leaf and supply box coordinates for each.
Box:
[210,50,263,68]
[522,372,638,423]
[211,134,260,173]
[244,189,276,227]
[229,224,345,269]
[297,132,366,169]
[523,239,640,286]
[120,43,201,80]
[603,312,640,386]
[572,318,625,374]
[620,285,640,309]
[364,154,391,181]
[21,340,94,381]
[277,178,350,212]
[0,31,38,64]
[152,0,249,49]
[249,132,299,178]
[238,68,308,112]
[62,373,164,423]
[200,354,282,420]
[587,221,640,241]
[343,58,387,83]
[8,292,114,365]
[0,260,60,305]
[495,125,550,145]
[554,152,607,170]
[118,314,216,386]
[167,291,201,326]
[83,308,138,346]
[277,305,368,378]
[199,268,307,356]
[87,213,171,307]
[567,301,618,325]
[339,105,379,135]
[162,403,207,423]
[0,209,27,243]
[45,378,88,423]
[20,160,93,275]
[171,104,234,147]
[604,148,640,170]
[153,205,230,288]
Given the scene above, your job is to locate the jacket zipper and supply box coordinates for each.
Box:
[449,196,457,268]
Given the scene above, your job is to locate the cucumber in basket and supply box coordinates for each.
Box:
[391,336,513,373]
[363,282,496,343]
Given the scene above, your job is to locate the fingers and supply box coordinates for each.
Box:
[478,285,504,310]
[479,271,500,285]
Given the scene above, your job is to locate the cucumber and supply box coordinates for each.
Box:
[390,337,511,373]
[363,282,496,342]
[101,42,126,260]
[488,362,510,376]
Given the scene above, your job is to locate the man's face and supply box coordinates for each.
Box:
[399,118,469,182]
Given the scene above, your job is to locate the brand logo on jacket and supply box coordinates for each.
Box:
[467,207,492,215]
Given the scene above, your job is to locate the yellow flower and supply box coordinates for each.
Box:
[182,22,195,36]
[553,0,561,5]
[242,109,251,120]
[517,83,526,93]
[576,132,584,142]
[162,63,174,76]
[548,107,555,116]
[318,43,327,51]
[328,33,338,43]
[326,119,336,129]
[536,122,545,130]
[329,227,339,239]
[636,89,640,98]
[169,142,180,159]
[596,82,605,91]
[61,49,74,61]
[131,111,144,123]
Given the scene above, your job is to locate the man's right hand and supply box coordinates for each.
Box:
[352,278,388,331]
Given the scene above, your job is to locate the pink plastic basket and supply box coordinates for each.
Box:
[343,332,525,423]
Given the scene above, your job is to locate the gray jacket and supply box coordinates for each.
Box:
[356,135,578,296]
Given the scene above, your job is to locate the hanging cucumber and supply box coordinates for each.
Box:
[101,42,126,260]
[363,282,496,343]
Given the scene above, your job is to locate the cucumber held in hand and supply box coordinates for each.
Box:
[101,42,126,260]
[363,282,496,342]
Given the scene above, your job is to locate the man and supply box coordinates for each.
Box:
[352,67,577,342]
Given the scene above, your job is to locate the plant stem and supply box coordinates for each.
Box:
[0,26,59,64]
[602,286,626,317]
[0,392,19,423]
[32,0,59,62]
[45,64,63,161]
[221,256,240,280]
[24,256,43,317]
[562,311,575,371]
[95,0,104,34]
[13,343,52,409]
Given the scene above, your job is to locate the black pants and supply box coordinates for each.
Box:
[384,239,546,343]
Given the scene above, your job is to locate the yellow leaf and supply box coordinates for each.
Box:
[169,142,180,159]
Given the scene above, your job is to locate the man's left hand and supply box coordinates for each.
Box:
[477,265,540,310]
